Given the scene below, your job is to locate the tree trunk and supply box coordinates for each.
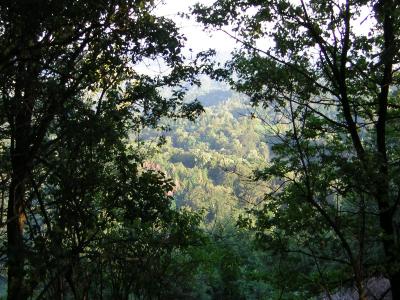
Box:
[378,204,400,299]
[390,272,400,300]
[7,168,28,300]
[374,0,398,297]
[7,58,35,300]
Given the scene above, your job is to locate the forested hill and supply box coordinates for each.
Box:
[131,87,280,299]
[197,89,233,107]
[142,86,270,224]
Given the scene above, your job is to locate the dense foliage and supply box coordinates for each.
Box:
[146,90,269,223]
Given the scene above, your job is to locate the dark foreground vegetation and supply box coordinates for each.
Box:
[0,0,399,299]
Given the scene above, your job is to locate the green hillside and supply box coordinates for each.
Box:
[151,93,270,224]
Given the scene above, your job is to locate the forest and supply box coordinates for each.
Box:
[0,0,399,299]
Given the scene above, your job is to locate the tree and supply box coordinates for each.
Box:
[194,0,400,298]
[24,95,204,299]
[0,1,202,299]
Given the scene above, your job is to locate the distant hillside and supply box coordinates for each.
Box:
[142,90,271,224]
[196,89,233,107]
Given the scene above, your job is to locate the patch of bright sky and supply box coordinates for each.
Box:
[157,0,238,57]
[136,0,237,75]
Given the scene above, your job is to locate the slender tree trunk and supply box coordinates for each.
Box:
[374,0,399,296]
[7,175,28,300]
[7,58,35,300]
[7,132,31,300]
[355,278,367,300]
[390,272,400,300]
[380,211,400,299]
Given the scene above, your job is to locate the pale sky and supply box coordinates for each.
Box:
[136,0,237,75]
[155,0,237,59]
